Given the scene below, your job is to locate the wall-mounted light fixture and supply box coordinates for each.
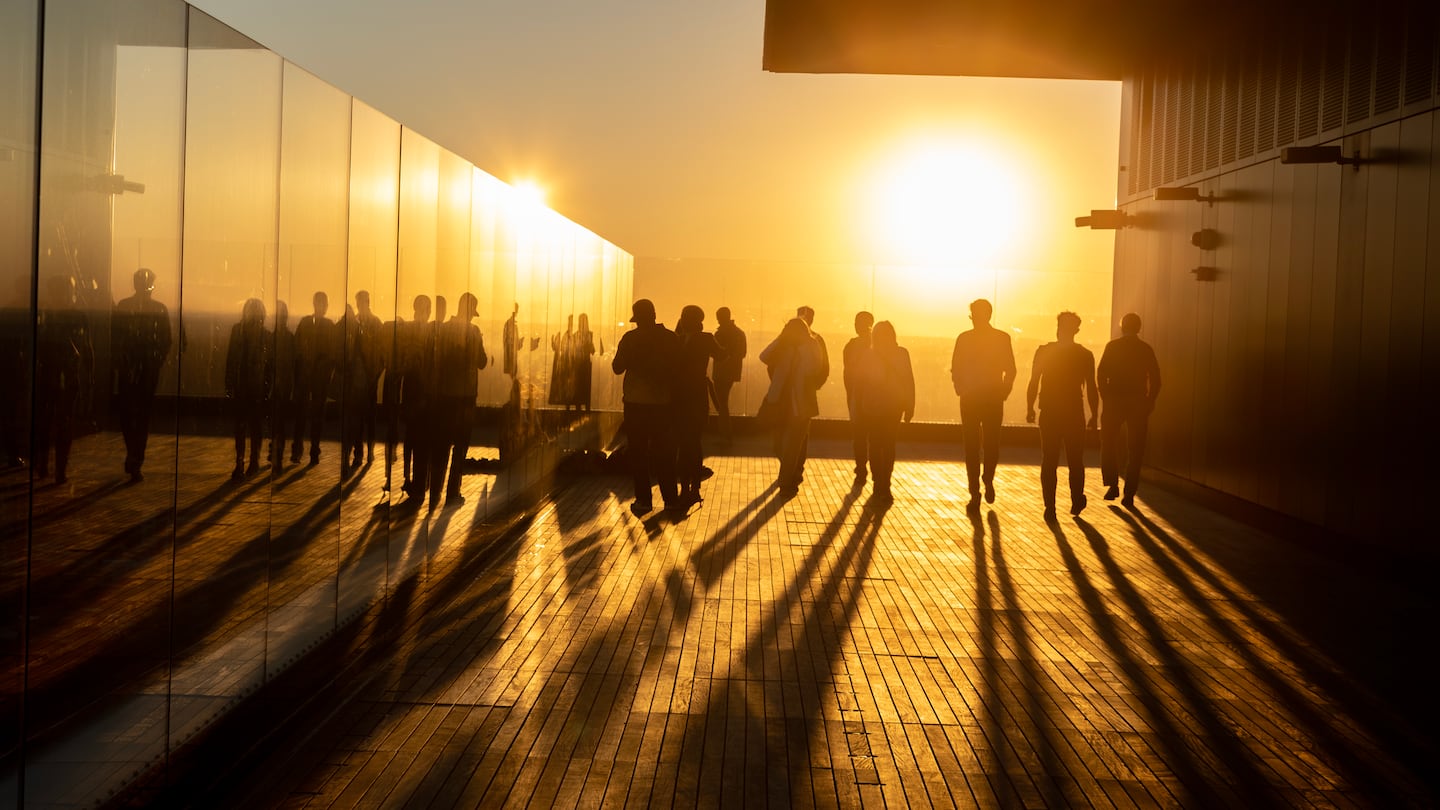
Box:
[1191,266,1219,281]
[1074,209,1130,229]
[1191,228,1221,250]
[1280,145,1363,168]
[1154,186,1219,205]
[88,173,146,195]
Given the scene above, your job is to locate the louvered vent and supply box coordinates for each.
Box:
[1257,50,1278,153]
[1276,45,1298,147]
[1321,29,1346,132]
[1204,59,1222,170]
[1402,17,1436,106]
[1163,70,1180,184]
[1221,59,1240,164]
[1178,68,1195,178]
[1238,55,1258,159]
[1298,38,1322,137]
[1374,21,1404,114]
[1345,26,1374,124]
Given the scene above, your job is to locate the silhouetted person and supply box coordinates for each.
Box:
[431,292,486,507]
[569,313,597,410]
[379,310,403,490]
[112,267,171,482]
[268,300,295,468]
[1026,311,1098,521]
[790,305,828,484]
[612,298,679,517]
[225,298,271,480]
[342,290,384,469]
[759,316,824,497]
[709,306,745,445]
[36,275,93,484]
[673,305,724,507]
[950,298,1016,509]
[399,295,432,492]
[843,310,875,486]
[1098,312,1161,509]
[549,314,574,408]
[502,302,519,377]
[292,291,337,465]
[855,320,913,501]
[403,295,443,503]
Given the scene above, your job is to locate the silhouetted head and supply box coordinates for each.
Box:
[434,295,447,323]
[312,291,328,318]
[577,313,590,331]
[1121,312,1142,336]
[969,299,993,327]
[872,320,896,348]
[413,294,431,323]
[796,305,815,327]
[133,268,156,295]
[275,300,289,328]
[355,290,371,315]
[677,304,704,333]
[242,297,266,325]
[716,306,732,324]
[630,298,657,325]
[1056,311,1081,340]
[779,316,811,344]
[458,292,478,320]
[854,311,874,336]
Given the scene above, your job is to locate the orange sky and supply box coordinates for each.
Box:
[192,0,1121,339]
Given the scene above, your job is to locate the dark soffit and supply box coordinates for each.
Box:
[761,0,1324,80]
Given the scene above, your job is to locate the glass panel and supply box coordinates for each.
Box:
[271,62,349,679]
[0,0,38,799]
[173,8,278,753]
[340,99,399,623]
[24,0,186,804]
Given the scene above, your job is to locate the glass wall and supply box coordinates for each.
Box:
[0,1,631,805]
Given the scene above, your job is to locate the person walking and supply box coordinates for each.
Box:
[843,310,875,486]
[759,317,824,497]
[950,298,1016,510]
[1098,313,1161,509]
[612,299,680,517]
[856,320,913,501]
[1026,311,1099,521]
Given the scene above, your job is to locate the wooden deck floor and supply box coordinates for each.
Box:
[192,438,1438,809]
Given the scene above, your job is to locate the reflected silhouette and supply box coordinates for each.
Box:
[1026,310,1097,520]
[35,275,92,485]
[398,294,432,494]
[111,268,171,482]
[292,291,337,466]
[225,298,271,480]
[342,289,384,469]
[268,300,295,469]
[950,298,1015,510]
[431,292,486,507]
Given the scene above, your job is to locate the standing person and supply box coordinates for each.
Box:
[569,313,597,411]
[398,295,432,493]
[291,291,337,466]
[673,305,724,507]
[856,320,914,501]
[792,305,828,484]
[1098,313,1161,509]
[611,298,679,517]
[842,310,875,486]
[112,268,172,483]
[343,290,384,468]
[710,306,746,445]
[431,292,486,507]
[35,275,93,485]
[759,317,823,497]
[1026,311,1099,521]
[225,298,271,480]
[502,302,519,378]
[950,298,1016,510]
[548,315,574,408]
[268,300,295,469]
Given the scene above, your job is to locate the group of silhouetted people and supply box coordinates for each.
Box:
[612,295,1159,522]
[611,299,749,516]
[949,298,1160,520]
[223,289,489,508]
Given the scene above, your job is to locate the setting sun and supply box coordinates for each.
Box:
[867,140,1031,270]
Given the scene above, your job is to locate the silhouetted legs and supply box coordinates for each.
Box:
[624,403,676,514]
[776,413,811,495]
[34,382,76,482]
[233,397,265,479]
[960,396,1002,503]
[428,396,470,505]
[117,367,160,480]
[710,378,735,444]
[862,411,899,497]
[1102,404,1149,503]
[849,398,869,483]
[675,399,707,502]
[1039,410,1086,518]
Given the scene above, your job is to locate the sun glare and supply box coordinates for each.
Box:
[512,179,547,210]
[868,141,1029,270]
